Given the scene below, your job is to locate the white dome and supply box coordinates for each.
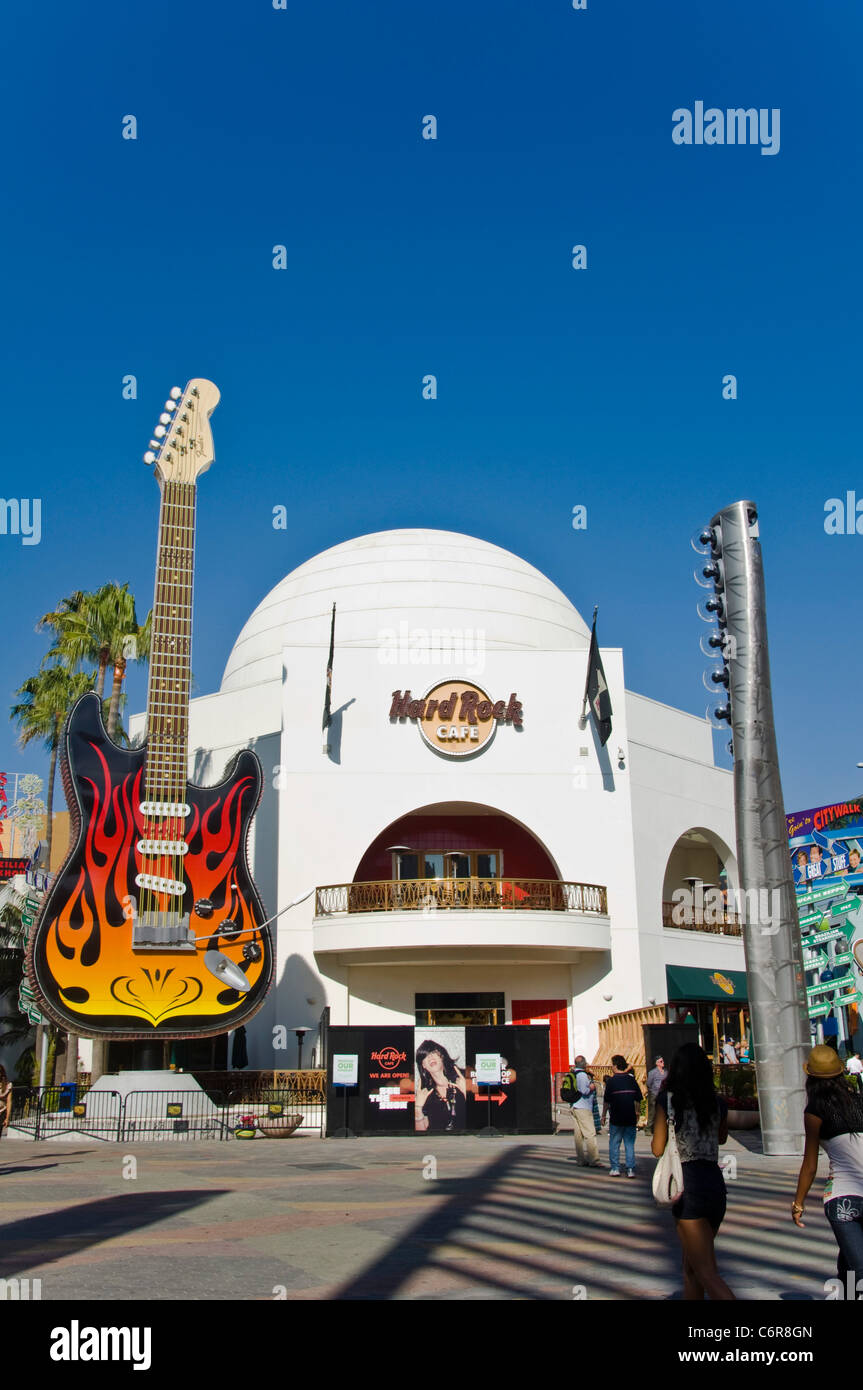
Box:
[220,529,591,692]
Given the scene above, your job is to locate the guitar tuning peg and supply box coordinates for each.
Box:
[143,451,156,465]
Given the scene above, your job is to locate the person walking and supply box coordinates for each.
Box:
[602,1055,642,1176]
[721,1037,739,1066]
[645,1055,667,1135]
[845,1051,863,1095]
[0,1066,12,1140]
[651,1042,735,1300]
[562,1055,603,1168]
[791,1045,863,1290]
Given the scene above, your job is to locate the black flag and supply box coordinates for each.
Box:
[583,609,612,746]
[322,603,336,731]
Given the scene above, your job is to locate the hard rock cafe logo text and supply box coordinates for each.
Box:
[390,681,523,758]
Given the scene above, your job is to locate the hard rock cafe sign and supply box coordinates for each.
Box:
[389,680,523,758]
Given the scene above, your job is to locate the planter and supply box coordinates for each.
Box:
[258,1113,304,1138]
[726,1108,759,1130]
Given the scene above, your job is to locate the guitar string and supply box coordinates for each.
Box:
[142,462,167,930]
[168,470,188,926]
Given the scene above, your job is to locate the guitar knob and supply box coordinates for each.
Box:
[242,942,262,963]
[220,918,241,940]
[194,898,214,919]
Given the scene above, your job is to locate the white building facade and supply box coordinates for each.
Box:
[132,529,747,1076]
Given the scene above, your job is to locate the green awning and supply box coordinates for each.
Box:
[666,966,748,1003]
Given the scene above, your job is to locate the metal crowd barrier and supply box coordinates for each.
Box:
[7,1084,325,1142]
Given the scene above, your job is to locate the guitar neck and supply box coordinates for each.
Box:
[144,479,196,804]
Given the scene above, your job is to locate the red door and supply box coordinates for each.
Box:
[511,999,569,1078]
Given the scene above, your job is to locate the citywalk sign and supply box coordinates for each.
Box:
[389,680,523,758]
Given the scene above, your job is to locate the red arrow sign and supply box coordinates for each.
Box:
[474,1090,507,1107]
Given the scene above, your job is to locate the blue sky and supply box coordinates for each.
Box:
[2,0,861,821]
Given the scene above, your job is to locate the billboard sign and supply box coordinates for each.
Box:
[787,797,863,1030]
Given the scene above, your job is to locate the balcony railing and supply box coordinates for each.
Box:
[315,877,608,917]
[662,902,743,937]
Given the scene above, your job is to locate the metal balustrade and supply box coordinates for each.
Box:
[661,901,743,936]
[314,877,608,916]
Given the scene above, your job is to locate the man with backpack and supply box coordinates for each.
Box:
[561,1054,603,1167]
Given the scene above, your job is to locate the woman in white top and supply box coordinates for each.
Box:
[792,1045,863,1285]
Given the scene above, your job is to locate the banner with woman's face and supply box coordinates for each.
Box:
[414,1028,466,1133]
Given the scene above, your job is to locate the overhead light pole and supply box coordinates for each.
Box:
[695,500,809,1155]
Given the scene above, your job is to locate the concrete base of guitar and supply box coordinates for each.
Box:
[88,1070,223,1137]
[89,1070,210,1100]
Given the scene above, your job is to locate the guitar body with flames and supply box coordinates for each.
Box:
[29,692,272,1038]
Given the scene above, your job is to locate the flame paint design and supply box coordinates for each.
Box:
[30,695,272,1037]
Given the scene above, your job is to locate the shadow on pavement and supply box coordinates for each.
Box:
[0,1190,230,1277]
[333,1142,840,1302]
[334,1144,681,1300]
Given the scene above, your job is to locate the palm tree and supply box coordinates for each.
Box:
[10,667,95,867]
[11,667,95,1086]
[39,583,151,739]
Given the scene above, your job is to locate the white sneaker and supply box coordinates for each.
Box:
[608,1168,621,1176]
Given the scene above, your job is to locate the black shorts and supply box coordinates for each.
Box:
[672,1161,727,1231]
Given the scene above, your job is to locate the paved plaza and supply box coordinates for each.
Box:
[0,1128,843,1302]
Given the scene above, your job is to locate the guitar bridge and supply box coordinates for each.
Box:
[133,912,197,952]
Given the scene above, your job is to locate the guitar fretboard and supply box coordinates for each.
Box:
[144,479,196,805]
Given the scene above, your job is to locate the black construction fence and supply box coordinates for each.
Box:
[326,1024,553,1136]
[8,1082,325,1143]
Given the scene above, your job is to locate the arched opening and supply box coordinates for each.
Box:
[661,827,739,932]
[354,801,559,886]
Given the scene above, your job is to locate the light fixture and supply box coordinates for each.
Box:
[386,845,414,882]
[292,1025,311,1070]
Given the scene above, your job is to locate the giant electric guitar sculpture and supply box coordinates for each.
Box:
[29,380,273,1038]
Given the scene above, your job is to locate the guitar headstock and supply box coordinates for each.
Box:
[142,378,220,486]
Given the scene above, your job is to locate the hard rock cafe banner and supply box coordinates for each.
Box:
[786,797,863,1028]
[326,1025,553,1135]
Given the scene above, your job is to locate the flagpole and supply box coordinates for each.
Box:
[579,607,598,729]
[322,602,336,754]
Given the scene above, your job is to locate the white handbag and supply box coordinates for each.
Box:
[652,1098,684,1206]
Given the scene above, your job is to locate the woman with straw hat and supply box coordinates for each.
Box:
[791,1044,863,1287]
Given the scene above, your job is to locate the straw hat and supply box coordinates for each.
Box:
[804,1045,845,1078]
